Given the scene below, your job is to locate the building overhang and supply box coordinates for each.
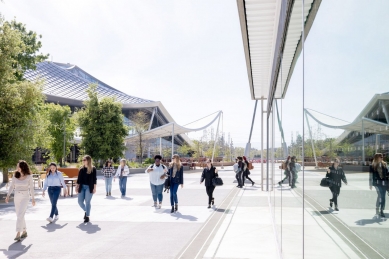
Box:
[237,0,321,106]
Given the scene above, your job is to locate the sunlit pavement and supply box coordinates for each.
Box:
[2,165,384,258]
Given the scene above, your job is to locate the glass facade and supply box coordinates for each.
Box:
[266,0,389,257]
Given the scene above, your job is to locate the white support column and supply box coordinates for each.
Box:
[261,99,264,191]
[159,137,162,156]
[171,124,175,158]
[305,110,318,167]
[148,107,156,131]
[211,112,221,163]
[362,118,365,165]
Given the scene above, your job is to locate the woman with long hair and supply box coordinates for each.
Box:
[114,159,130,197]
[327,158,347,211]
[278,156,291,186]
[200,159,218,208]
[242,156,255,186]
[5,160,36,241]
[76,155,97,223]
[42,162,67,223]
[167,154,184,213]
[369,153,388,217]
[102,160,115,196]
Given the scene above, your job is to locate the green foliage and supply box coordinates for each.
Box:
[77,84,129,162]
[130,111,150,163]
[144,158,155,164]
[44,103,76,164]
[5,19,49,81]
[0,18,48,182]
[128,161,142,168]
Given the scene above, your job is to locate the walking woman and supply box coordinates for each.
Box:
[5,160,35,241]
[145,155,167,209]
[167,154,184,213]
[327,158,347,211]
[42,162,67,223]
[369,153,388,217]
[200,159,218,208]
[114,159,130,197]
[242,156,255,186]
[278,156,291,186]
[102,160,115,196]
[76,155,97,223]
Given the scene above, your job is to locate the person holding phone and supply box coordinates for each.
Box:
[167,154,184,213]
[114,159,130,197]
[5,160,36,241]
[145,155,167,209]
[42,162,67,223]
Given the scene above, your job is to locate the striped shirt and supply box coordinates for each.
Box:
[102,166,115,178]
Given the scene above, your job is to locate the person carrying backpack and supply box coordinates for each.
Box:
[145,155,168,209]
[278,156,291,186]
[242,156,255,186]
[237,157,245,188]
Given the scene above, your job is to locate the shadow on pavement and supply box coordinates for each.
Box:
[0,243,32,259]
[157,209,198,221]
[355,216,387,226]
[76,222,101,234]
[41,222,68,232]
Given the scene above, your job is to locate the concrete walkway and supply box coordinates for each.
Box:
[0,164,376,258]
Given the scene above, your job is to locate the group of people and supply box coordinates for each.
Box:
[278,155,301,188]
[233,156,255,188]
[6,153,222,241]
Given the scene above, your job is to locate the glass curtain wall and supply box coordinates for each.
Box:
[268,0,389,258]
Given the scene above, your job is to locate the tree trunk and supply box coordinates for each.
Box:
[2,168,9,183]
[139,134,143,164]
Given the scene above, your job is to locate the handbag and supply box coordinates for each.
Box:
[212,177,224,186]
[320,177,330,187]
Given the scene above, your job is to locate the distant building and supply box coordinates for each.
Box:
[24,61,191,163]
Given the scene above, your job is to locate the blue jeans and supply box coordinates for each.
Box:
[105,177,113,193]
[375,185,386,210]
[78,185,93,216]
[48,186,61,218]
[150,183,164,203]
[119,177,127,196]
[170,182,180,206]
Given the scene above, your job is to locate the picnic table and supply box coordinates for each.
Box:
[63,177,77,197]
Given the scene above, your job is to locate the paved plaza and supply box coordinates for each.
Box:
[1,165,388,258]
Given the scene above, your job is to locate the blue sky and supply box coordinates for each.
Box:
[1,0,388,149]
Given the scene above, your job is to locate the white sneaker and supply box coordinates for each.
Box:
[54,215,59,220]
[46,217,53,223]
[158,203,162,209]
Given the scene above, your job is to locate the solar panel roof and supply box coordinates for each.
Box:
[23,61,153,104]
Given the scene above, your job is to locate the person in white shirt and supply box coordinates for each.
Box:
[5,160,36,241]
[42,162,67,223]
[233,159,241,187]
[145,155,167,209]
[114,159,130,197]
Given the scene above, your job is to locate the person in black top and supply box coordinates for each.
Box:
[289,156,297,188]
[369,153,388,217]
[200,159,219,208]
[242,156,255,186]
[76,155,97,223]
[167,154,184,213]
[237,157,244,188]
[327,158,347,211]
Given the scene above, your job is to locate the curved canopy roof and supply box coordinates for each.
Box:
[24,61,152,104]
[125,111,222,143]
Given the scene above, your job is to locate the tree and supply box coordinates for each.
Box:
[129,111,150,163]
[0,18,48,183]
[5,20,49,81]
[78,84,129,164]
[44,103,76,165]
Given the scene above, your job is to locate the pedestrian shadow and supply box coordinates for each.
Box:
[120,196,133,201]
[106,196,117,200]
[76,222,101,234]
[41,222,68,232]
[355,216,387,226]
[0,243,32,259]
[172,212,198,222]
